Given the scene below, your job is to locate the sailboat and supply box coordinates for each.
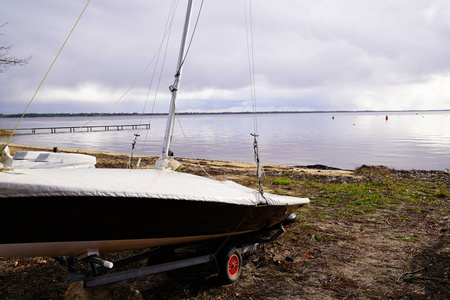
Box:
[0,0,308,272]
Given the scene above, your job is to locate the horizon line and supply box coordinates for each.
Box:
[1,108,449,118]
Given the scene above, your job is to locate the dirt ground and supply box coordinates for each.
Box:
[1,144,449,299]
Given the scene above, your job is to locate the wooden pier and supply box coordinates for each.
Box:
[14,124,150,134]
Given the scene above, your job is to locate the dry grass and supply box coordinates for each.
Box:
[0,129,11,136]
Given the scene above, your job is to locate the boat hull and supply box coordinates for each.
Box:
[0,195,297,257]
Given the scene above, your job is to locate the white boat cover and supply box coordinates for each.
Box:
[0,168,309,206]
[12,151,96,169]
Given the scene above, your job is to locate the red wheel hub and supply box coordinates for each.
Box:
[227,254,240,277]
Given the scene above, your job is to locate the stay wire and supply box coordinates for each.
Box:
[174,113,259,267]
[120,0,179,166]
[153,0,209,173]
[141,0,204,161]
[141,0,180,126]
[211,1,265,257]
[178,0,205,72]
[175,112,213,179]
[137,0,181,158]
[83,0,181,134]
[172,0,263,258]
[244,0,258,134]
[244,0,265,198]
[3,0,91,149]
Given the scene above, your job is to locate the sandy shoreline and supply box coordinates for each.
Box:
[7,143,358,179]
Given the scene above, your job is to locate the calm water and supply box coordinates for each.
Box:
[1,111,449,170]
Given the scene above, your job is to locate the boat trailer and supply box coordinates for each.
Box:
[55,213,297,287]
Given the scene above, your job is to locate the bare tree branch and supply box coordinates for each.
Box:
[0,22,31,73]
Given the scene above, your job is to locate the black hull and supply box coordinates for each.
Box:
[0,196,297,257]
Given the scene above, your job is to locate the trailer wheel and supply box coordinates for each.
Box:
[218,247,242,284]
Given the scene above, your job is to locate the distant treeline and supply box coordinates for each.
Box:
[0,112,147,118]
[0,110,448,118]
[1,111,295,118]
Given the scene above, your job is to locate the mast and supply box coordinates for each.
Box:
[155,0,194,170]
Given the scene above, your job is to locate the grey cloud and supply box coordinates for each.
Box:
[1,0,450,114]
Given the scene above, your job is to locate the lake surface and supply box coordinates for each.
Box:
[1,111,449,170]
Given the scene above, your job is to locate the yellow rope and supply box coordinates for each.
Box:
[4,0,91,147]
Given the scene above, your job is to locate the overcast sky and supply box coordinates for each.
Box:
[2,0,450,114]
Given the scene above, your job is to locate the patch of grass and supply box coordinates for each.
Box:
[273,178,291,185]
[261,171,448,228]
[436,185,449,198]
[334,211,354,217]
[317,212,331,219]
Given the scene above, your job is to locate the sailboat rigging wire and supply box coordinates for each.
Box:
[251,133,265,197]
[158,0,195,162]
[181,2,264,257]
[82,0,181,134]
[178,0,205,71]
[210,1,268,259]
[244,0,265,199]
[137,0,181,157]
[77,53,156,132]
[244,0,258,134]
[140,0,180,124]
[3,0,91,148]
[127,133,140,169]
[175,112,213,179]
